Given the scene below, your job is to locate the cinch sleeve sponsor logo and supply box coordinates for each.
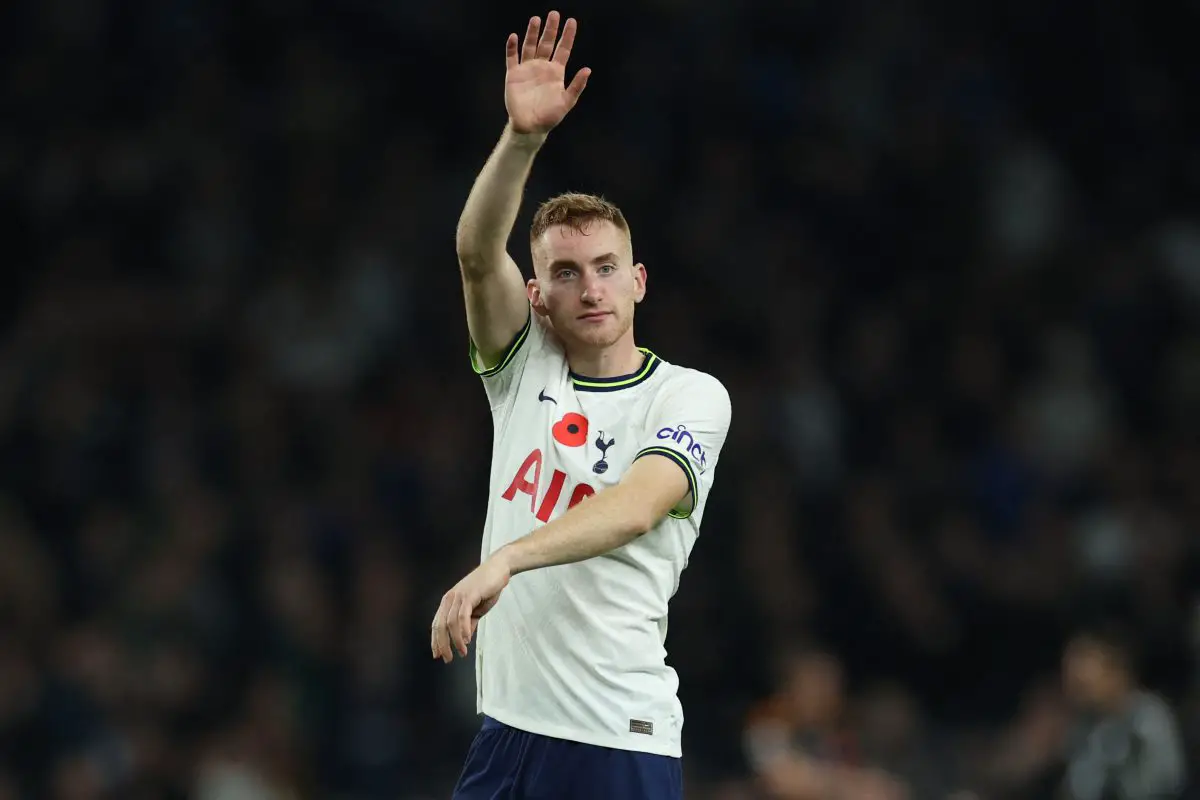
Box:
[656,424,708,469]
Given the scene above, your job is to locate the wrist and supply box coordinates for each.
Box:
[493,541,527,576]
[504,121,549,150]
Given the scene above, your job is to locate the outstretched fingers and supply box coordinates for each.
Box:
[505,33,519,71]
[536,10,561,60]
[552,16,578,65]
[521,15,541,63]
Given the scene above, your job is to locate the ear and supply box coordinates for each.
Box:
[527,278,550,317]
[633,262,647,304]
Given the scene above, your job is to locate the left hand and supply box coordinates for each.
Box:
[431,552,513,663]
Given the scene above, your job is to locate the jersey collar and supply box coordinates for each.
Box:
[570,349,661,392]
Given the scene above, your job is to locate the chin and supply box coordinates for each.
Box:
[570,320,625,349]
[566,329,615,349]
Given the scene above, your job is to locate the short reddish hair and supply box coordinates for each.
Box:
[529,192,630,244]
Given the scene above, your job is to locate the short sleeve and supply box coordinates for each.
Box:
[469,310,542,410]
[633,371,732,519]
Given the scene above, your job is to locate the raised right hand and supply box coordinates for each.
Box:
[504,11,591,135]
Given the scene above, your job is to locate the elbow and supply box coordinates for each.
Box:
[456,250,494,283]
[454,219,496,258]
[612,484,678,539]
[455,241,502,282]
[454,225,480,265]
[454,230,480,265]
[627,514,655,539]
[623,502,658,539]
[457,252,486,282]
[454,223,478,252]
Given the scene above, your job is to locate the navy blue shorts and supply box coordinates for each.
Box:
[452,716,683,800]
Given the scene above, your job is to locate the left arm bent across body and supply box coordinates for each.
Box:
[431,371,732,663]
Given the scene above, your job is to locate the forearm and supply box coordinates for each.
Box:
[456,124,547,274]
[498,484,652,575]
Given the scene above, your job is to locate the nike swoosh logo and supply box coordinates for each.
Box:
[538,389,557,404]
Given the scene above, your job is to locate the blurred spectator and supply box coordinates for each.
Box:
[744,648,909,799]
[1061,625,1187,800]
[973,679,1072,800]
[853,682,956,799]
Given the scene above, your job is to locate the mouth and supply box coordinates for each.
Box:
[577,311,612,322]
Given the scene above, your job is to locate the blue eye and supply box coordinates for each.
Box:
[598,265,615,274]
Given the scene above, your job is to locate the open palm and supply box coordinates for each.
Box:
[505,11,591,135]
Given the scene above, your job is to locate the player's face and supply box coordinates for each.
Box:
[529,221,646,352]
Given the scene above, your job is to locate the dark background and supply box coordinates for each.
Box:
[0,0,1197,798]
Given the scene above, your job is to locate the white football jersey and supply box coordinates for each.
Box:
[469,311,731,758]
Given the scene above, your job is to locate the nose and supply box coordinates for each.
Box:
[580,274,602,304]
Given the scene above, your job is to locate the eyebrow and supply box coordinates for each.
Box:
[547,253,620,272]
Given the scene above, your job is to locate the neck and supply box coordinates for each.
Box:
[566,330,642,379]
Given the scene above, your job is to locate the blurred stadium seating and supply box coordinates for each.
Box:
[0,1,1196,798]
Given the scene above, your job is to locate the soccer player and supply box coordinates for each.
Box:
[428,10,732,800]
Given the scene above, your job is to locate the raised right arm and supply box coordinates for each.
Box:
[456,126,546,369]
[458,11,590,370]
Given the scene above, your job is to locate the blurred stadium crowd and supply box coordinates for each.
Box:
[0,0,1198,798]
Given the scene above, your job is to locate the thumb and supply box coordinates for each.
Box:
[565,67,591,107]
